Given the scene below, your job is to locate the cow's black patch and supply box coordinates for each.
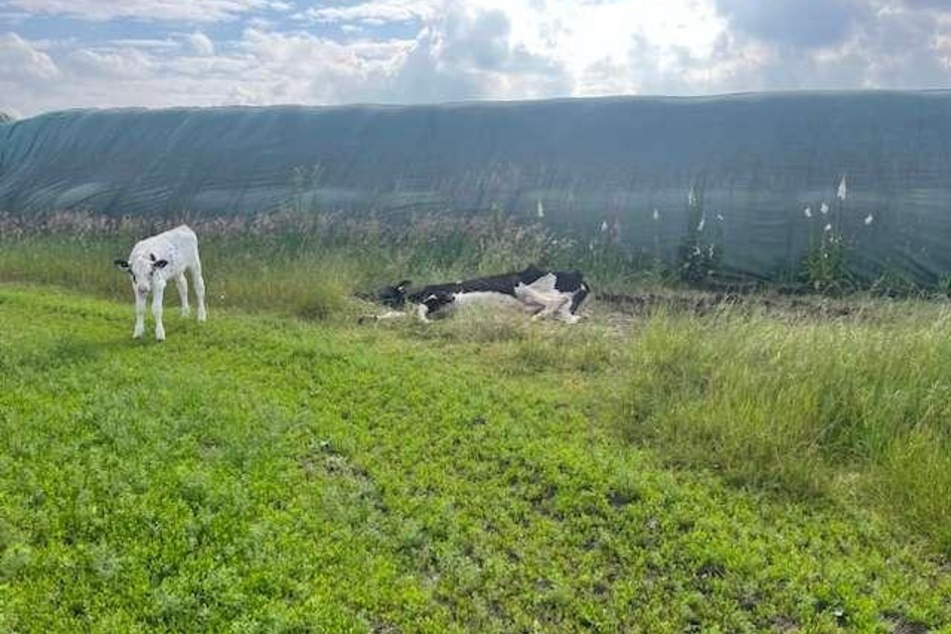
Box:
[570,282,590,313]
[552,270,586,293]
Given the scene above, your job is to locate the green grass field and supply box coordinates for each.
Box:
[1,279,950,632]
[1,217,951,632]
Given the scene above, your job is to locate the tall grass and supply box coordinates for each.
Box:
[0,210,655,320]
[622,309,951,550]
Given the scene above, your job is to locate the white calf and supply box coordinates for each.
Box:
[114,224,207,341]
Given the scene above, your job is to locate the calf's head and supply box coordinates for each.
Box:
[114,253,168,295]
[378,280,412,308]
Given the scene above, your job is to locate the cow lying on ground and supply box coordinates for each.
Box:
[114,224,207,340]
[374,265,590,323]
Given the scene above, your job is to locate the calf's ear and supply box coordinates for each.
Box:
[153,259,169,269]
[114,259,130,271]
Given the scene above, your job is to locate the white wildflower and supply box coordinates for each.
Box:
[824,223,832,232]
[864,213,874,225]
[652,208,660,221]
[820,202,829,214]
[688,186,697,207]
[536,200,544,218]
[600,220,609,232]
[697,216,705,232]
[837,176,847,201]
[716,213,724,222]
[804,206,812,218]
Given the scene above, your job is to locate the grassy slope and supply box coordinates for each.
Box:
[0,285,949,633]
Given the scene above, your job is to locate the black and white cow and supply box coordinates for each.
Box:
[377,265,590,323]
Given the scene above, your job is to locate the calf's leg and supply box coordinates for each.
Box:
[176,275,190,317]
[192,261,207,322]
[152,281,167,341]
[133,292,146,338]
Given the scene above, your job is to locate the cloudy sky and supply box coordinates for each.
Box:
[1,0,950,117]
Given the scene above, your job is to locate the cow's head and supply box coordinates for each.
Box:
[421,291,455,315]
[378,280,412,308]
[114,253,168,295]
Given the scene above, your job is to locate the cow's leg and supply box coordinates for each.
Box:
[175,274,190,317]
[152,280,167,341]
[517,284,569,321]
[557,288,588,324]
[192,260,207,322]
[416,303,431,323]
[358,310,406,324]
[133,291,146,338]
[531,294,571,321]
[556,300,581,324]
[522,300,546,317]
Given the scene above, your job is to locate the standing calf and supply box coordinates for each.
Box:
[114,224,207,340]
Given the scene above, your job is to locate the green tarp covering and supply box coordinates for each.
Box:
[2,91,951,281]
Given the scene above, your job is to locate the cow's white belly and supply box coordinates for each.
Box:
[450,291,535,313]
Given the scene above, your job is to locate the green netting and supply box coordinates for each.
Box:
[2,91,951,281]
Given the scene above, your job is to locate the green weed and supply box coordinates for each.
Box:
[621,309,951,549]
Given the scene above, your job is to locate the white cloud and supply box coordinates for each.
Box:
[305,0,439,25]
[381,4,572,103]
[704,0,951,92]
[110,38,180,49]
[716,0,865,50]
[0,31,59,80]
[3,0,951,116]
[1,0,289,23]
[901,0,951,12]
[187,31,215,55]
[236,27,411,103]
[63,47,153,78]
